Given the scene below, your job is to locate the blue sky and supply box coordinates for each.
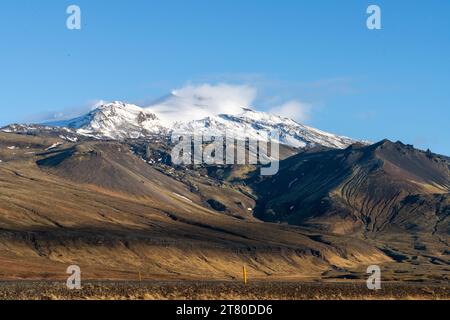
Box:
[0,0,449,154]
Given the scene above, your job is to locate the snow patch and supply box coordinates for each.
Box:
[46,143,63,150]
[172,193,193,203]
[59,135,78,143]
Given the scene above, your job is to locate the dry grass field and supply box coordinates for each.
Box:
[0,281,448,300]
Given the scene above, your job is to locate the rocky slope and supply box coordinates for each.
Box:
[253,140,450,233]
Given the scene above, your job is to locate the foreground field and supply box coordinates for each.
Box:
[0,281,448,300]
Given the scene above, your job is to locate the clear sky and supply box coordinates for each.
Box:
[1,0,449,155]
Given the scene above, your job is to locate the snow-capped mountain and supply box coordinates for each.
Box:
[2,99,360,149]
[47,102,168,140]
[172,108,357,149]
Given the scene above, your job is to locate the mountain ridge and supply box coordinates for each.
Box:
[252,139,450,235]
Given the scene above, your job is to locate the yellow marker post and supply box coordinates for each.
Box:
[243,265,248,285]
[139,271,142,282]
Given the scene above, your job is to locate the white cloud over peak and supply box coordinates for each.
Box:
[268,100,312,122]
[145,83,257,125]
[91,100,109,110]
[34,83,313,126]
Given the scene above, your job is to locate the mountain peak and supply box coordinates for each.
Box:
[47,101,165,140]
[97,101,140,110]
